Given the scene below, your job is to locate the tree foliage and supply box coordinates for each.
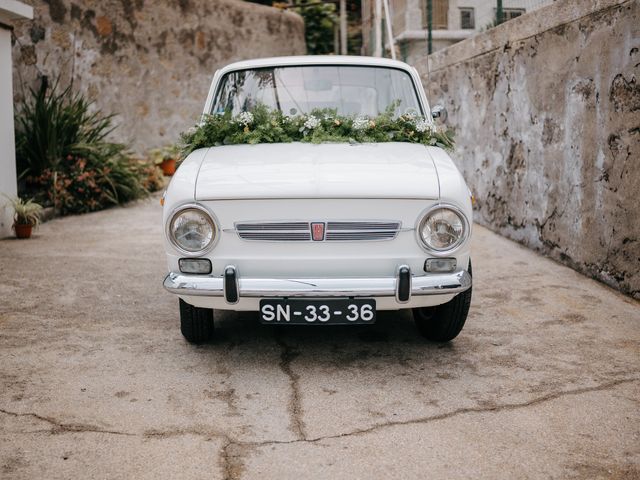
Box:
[293,1,338,55]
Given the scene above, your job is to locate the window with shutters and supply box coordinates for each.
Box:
[503,8,525,20]
[422,0,449,29]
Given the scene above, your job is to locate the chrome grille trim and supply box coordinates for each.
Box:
[235,222,311,241]
[325,232,398,240]
[327,221,400,231]
[239,233,311,241]
[235,221,401,242]
[236,222,309,231]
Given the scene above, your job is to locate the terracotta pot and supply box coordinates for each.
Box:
[160,158,177,176]
[14,223,33,239]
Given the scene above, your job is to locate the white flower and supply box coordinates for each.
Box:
[303,115,320,130]
[237,111,254,126]
[415,118,433,133]
[403,111,417,120]
[185,125,198,136]
[353,116,370,131]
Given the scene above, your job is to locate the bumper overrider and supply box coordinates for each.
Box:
[163,265,472,305]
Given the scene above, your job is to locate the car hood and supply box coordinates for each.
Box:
[194,142,440,200]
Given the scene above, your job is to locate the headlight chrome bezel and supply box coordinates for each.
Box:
[416,204,470,256]
[167,203,219,256]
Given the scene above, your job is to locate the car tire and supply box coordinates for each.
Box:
[179,299,214,344]
[412,261,472,342]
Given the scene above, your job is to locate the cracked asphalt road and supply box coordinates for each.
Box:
[1,196,639,479]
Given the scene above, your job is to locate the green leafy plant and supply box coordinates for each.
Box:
[149,144,181,165]
[15,80,117,179]
[4,196,43,226]
[179,103,455,156]
[136,161,166,193]
[31,154,152,215]
[293,1,338,55]
[15,78,151,215]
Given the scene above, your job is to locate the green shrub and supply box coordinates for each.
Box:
[293,1,337,55]
[14,79,153,215]
[31,156,147,215]
[149,144,181,165]
[136,162,165,193]
[15,80,115,179]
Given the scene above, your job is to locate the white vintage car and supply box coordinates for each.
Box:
[163,56,472,343]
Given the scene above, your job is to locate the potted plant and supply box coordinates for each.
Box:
[151,145,180,176]
[7,196,43,239]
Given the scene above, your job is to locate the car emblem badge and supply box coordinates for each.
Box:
[311,222,325,241]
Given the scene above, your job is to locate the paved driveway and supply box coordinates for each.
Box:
[1,197,638,479]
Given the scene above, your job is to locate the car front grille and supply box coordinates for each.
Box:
[235,221,401,242]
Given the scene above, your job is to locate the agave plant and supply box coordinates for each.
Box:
[14,77,151,215]
[14,78,116,179]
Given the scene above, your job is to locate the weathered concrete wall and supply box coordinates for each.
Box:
[11,0,305,153]
[415,0,640,298]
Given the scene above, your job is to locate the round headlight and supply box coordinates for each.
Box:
[419,207,466,252]
[169,207,215,253]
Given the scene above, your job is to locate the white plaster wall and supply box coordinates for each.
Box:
[0,28,18,238]
[446,0,555,31]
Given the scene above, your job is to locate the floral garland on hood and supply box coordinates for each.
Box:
[179,102,454,157]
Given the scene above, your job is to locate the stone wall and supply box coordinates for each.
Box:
[11,0,305,153]
[415,0,640,298]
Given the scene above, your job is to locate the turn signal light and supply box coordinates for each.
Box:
[179,258,212,274]
[424,258,457,273]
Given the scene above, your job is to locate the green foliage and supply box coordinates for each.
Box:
[15,80,116,179]
[136,162,166,193]
[31,155,151,216]
[15,79,152,215]
[149,144,181,165]
[4,196,43,226]
[180,103,455,156]
[293,1,337,55]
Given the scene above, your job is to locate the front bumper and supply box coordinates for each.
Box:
[163,267,471,306]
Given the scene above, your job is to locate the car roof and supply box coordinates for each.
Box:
[217,55,415,74]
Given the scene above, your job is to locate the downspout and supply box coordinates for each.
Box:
[381,0,396,60]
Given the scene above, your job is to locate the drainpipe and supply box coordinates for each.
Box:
[427,0,433,54]
[374,0,382,57]
[340,0,347,55]
[381,0,396,60]
[497,0,504,25]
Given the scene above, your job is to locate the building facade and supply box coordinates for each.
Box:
[362,0,555,63]
[0,1,33,238]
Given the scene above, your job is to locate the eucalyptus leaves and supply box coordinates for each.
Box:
[180,103,454,157]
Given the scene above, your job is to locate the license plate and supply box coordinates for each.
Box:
[259,299,376,325]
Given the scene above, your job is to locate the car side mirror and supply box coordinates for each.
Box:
[431,105,447,122]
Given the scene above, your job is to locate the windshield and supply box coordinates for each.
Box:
[211,65,423,117]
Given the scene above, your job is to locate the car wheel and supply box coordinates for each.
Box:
[412,261,472,342]
[179,299,214,344]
